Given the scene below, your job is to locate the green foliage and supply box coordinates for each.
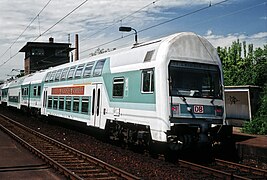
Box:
[242,85,267,135]
[217,42,267,86]
[241,117,267,135]
[218,41,267,135]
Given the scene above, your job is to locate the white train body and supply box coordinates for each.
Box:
[1,32,229,152]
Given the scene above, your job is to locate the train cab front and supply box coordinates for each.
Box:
[166,60,232,151]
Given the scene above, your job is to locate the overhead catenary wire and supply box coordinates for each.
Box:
[0,0,88,69]
[80,0,229,54]
[33,0,88,41]
[80,0,160,43]
[0,0,52,61]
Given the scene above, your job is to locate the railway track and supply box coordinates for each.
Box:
[178,158,267,179]
[0,114,140,180]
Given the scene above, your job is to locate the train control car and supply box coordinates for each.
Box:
[37,32,232,156]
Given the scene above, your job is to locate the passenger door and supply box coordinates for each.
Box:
[42,87,48,115]
[91,84,102,128]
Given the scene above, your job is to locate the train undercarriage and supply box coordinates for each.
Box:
[105,119,233,162]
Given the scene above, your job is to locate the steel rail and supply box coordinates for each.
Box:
[214,159,267,179]
[0,114,141,180]
[178,159,251,180]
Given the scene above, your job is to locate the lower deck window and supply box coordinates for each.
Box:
[53,97,58,109]
[48,96,52,108]
[72,97,79,112]
[66,97,71,111]
[81,97,89,114]
[59,97,64,110]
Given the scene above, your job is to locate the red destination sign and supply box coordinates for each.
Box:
[52,86,84,95]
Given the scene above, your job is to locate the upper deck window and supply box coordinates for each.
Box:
[67,66,76,79]
[83,62,94,78]
[74,64,85,79]
[55,69,63,81]
[45,72,51,82]
[60,67,69,81]
[49,71,57,82]
[93,60,105,77]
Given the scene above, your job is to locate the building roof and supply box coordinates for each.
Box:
[19,41,74,52]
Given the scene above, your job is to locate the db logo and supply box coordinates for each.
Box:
[194,105,204,113]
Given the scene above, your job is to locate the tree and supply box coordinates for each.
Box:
[217,41,267,135]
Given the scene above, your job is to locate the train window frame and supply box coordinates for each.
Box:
[67,66,76,80]
[141,69,154,94]
[33,86,38,96]
[74,64,85,79]
[60,67,69,81]
[72,96,80,113]
[55,69,63,81]
[81,96,89,114]
[93,59,106,77]
[22,87,29,96]
[65,96,72,111]
[48,96,53,108]
[83,62,94,78]
[49,71,57,82]
[53,96,58,109]
[112,77,124,98]
[37,86,41,96]
[58,97,65,110]
[45,72,51,82]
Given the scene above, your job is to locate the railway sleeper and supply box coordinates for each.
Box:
[56,159,85,163]
[72,169,103,173]
[79,172,110,178]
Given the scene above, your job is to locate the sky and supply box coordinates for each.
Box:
[0,0,266,81]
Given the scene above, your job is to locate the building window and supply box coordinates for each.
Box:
[74,64,85,79]
[113,78,124,98]
[73,96,79,113]
[65,97,71,111]
[60,67,69,81]
[55,49,67,57]
[59,97,64,110]
[83,62,94,77]
[67,66,76,79]
[93,59,105,77]
[32,48,44,56]
[142,69,154,93]
[81,96,89,114]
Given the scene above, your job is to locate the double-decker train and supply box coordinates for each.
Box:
[0,32,232,158]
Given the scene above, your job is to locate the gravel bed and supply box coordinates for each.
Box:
[0,108,195,179]
[1,107,266,179]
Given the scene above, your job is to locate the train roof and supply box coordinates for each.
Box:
[43,32,220,74]
[22,70,47,85]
